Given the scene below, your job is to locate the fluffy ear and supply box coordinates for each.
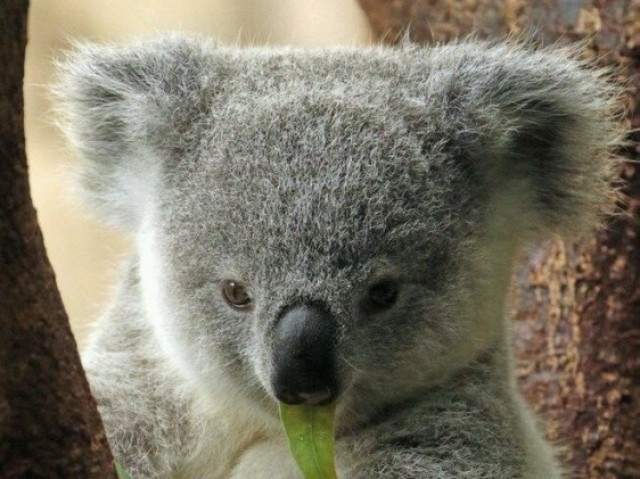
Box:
[431,42,622,239]
[54,35,221,229]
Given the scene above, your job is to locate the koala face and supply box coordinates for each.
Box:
[150,95,480,417]
[57,36,617,424]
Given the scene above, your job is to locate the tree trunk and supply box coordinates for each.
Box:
[0,1,116,477]
[357,1,639,478]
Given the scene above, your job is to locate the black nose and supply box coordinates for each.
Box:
[271,304,339,406]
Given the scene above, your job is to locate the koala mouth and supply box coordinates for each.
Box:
[270,303,340,406]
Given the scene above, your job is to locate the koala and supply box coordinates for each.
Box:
[55,35,619,478]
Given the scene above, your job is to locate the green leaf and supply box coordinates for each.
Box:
[115,462,132,479]
[279,402,339,479]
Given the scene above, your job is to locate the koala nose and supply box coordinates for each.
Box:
[272,304,339,406]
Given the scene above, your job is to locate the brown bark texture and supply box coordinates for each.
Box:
[0,1,115,478]
[357,1,640,478]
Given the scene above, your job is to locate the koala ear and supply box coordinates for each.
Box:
[438,43,622,239]
[54,35,221,229]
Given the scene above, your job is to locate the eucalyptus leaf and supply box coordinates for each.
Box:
[279,402,339,479]
[115,463,132,479]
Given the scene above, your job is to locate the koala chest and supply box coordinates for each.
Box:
[227,439,300,479]
[174,396,301,479]
[178,429,299,479]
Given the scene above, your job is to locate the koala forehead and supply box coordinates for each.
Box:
[163,85,470,279]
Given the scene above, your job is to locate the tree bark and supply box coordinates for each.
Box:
[357,1,639,478]
[0,1,115,477]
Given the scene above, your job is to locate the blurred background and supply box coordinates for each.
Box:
[25,0,372,348]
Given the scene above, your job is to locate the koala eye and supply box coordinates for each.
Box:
[365,280,399,312]
[221,280,253,310]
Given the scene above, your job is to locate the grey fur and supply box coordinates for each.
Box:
[55,34,620,478]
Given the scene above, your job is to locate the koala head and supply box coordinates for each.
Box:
[56,35,618,423]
